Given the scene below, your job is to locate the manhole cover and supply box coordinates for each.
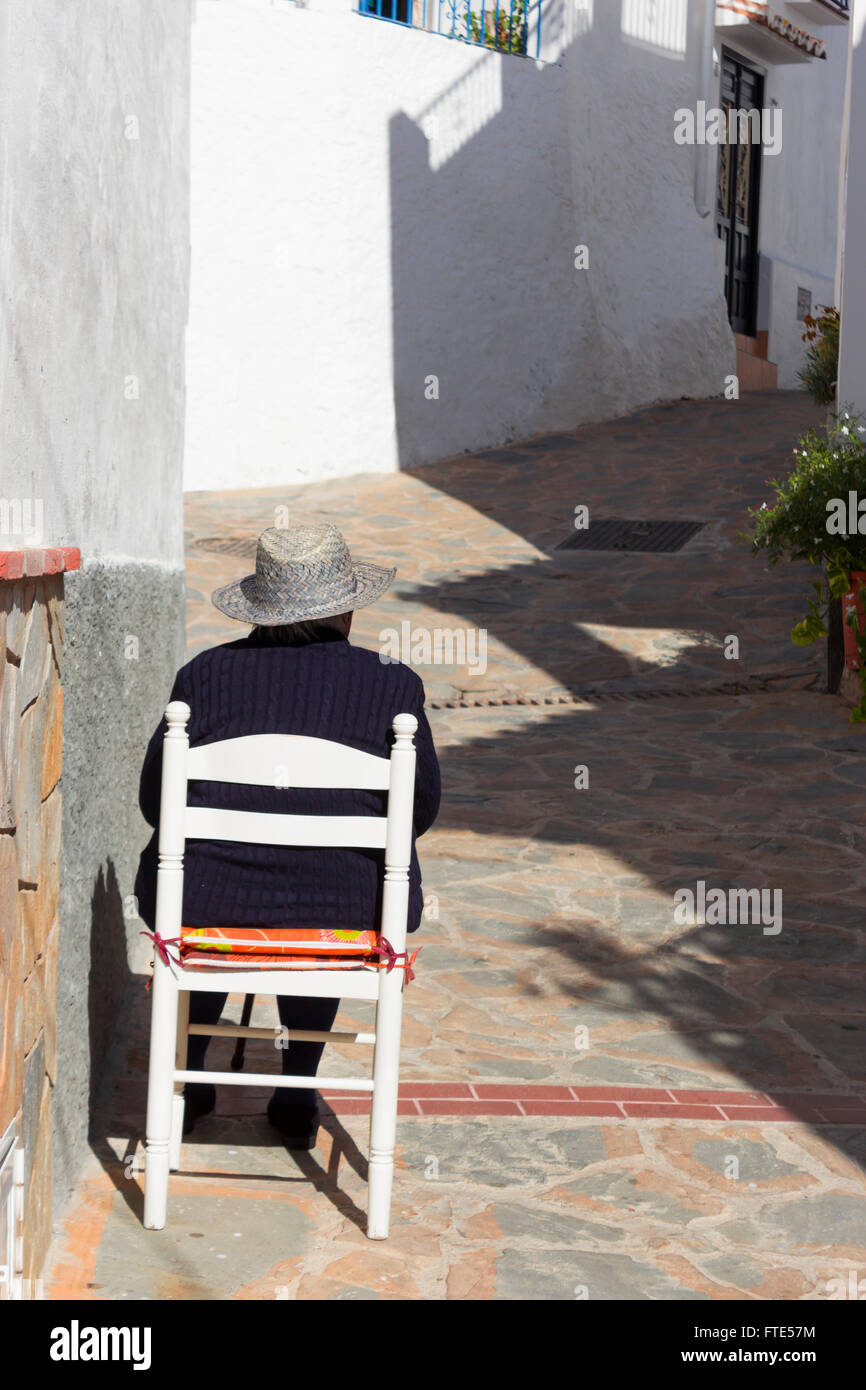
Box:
[193,536,258,557]
[556,519,705,553]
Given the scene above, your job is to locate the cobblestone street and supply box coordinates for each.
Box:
[47,391,866,1300]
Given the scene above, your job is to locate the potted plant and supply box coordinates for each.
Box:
[469,0,528,53]
[748,410,866,721]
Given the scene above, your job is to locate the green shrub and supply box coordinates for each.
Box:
[748,410,866,719]
[798,304,839,406]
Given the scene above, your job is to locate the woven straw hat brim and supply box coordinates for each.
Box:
[211,558,396,626]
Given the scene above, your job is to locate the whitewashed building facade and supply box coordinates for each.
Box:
[184,0,852,488]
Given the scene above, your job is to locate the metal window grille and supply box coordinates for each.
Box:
[358,0,541,59]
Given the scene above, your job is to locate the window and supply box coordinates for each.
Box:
[358,0,535,58]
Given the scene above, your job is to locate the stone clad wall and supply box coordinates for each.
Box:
[0,548,79,1281]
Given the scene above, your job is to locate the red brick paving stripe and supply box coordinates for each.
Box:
[719,1105,824,1123]
[672,1089,769,1106]
[620,1103,724,1120]
[471,1084,575,1100]
[768,1092,866,1109]
[325,1098,421,1115]
[398,1083,476,1099]
[568,1086,677,1102]
[415,1100,523,1116]
[518,1101,625,1117]
[815,1107,866,1124]
[319,1089,374,1098]
[170,1082,866,1120]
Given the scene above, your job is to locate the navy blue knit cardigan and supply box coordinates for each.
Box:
[134,632,440,935]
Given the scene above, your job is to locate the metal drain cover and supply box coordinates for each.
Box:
[193,536,258,557]
[556,519,705,553]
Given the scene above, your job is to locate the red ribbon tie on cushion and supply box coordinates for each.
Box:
[140,929,183,970]
[372,937,420,985]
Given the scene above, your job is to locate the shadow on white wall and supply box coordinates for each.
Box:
[621,0,688,59]
[413,52,503,171]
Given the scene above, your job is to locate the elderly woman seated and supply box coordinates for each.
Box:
[136,522,440,1149]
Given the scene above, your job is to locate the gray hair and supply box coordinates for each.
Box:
[251,611,352,646]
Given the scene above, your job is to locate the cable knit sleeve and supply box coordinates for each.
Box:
[409,683,441,837]
[138,668,188,828]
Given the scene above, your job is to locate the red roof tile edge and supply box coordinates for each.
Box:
[0,544,82,578]
[0,547,82,581]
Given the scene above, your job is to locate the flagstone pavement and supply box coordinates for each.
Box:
[47,391,866,1300]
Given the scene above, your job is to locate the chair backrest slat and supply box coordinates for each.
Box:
[187,734,390,790]
[184,806,387,850]
[155,704,417,952]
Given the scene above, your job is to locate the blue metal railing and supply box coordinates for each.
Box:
[359,0,540,59]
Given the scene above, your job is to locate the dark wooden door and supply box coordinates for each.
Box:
[716,51,764,336]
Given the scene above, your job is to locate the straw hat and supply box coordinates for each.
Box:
[211,523,396,626]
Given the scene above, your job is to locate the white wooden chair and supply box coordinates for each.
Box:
[143,700,418,1240]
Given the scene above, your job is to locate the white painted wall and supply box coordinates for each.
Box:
[185,0,846,491]
[837,0,866,414]
[738,7,849,387]
[185,0,733,490]
[0,1,189,565]
[560,0,733,426]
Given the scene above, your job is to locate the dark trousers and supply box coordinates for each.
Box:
[187,991,340,1107]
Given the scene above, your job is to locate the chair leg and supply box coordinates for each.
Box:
[230,993,255,1071]
[169,990,190,1171]
[367,970,404,1240]
[144,955,179,1230]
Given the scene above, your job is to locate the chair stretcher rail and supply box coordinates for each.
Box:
[187,1023,375,1044]
[173,1069,375,1091]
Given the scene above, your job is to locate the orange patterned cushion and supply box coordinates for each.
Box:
[176,925,417,979]
[179,949,377,972]
[180,926,378,958]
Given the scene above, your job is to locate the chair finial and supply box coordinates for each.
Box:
[392,713,417,744]
[165,700,191,729]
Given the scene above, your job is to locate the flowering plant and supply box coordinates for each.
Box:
[798,305,839,406]
[468,0,527,52]
[748,411,866,719]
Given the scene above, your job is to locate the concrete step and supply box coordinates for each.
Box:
[735,330,772,360]
[736,335,778,391]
